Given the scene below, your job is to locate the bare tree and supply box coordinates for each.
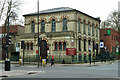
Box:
[101,10,119,31]
[0,0,22,26]
[0,0,22,43]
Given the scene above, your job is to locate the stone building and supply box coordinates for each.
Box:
[20,7,101,63]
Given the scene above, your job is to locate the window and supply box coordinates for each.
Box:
[84,39,86,51]
[79,38,81,51]
[16,42,20,47]
[93,41,95,52]
[83,23,85,34]
[31,21,35,33]
[116,36,118,41]
[78,20,80,32]
[88,25,90,35]
[31,43,33,50]
[41,20,45,32]
[63,18,67,31]
[52,19,56,32]
[59,42,62,50]
[27,43,29,50]
[112,35,113,40]
[96,27,98,37]
[55,42,58,50]
[92,25,94,36]
[63,42,66,50]
[88,40,91,45]
[114,35,115,40]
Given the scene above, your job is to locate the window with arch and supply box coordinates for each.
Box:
[63,18,67,31]
[83,23,86,34]
[78,20,80,32]
[41,20,45,32]
[31,21,35,33]
[52,19,56,32]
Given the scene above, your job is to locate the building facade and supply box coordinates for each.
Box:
[0,25,24,60]
[20,7,101,63]
[100,28,120,58]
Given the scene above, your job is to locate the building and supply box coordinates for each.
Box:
[100,28,120,59]
[20,7,101,63]
[0,25,24,60]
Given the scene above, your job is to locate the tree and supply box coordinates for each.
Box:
[0,0,22,43]
[0,0,22,26]
[101,10,119,31]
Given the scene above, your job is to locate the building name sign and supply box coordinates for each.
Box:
[66,48,76,55]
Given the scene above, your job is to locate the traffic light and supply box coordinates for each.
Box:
[6,35,11,45]
[8,35,11,45]
[21,41,24,49]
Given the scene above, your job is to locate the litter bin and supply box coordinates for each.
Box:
[19,59,23,65]
[5,59,10,71]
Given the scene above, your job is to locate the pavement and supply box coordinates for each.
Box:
[0,60,119,79]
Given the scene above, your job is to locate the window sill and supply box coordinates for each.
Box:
[53,50,66,51]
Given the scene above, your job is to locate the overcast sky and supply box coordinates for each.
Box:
[19,0,119,23]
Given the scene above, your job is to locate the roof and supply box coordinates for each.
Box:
[23,7,101,22]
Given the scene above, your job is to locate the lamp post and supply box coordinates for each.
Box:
[37,0,40,67]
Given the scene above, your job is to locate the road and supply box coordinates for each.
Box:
[0,61,120,80]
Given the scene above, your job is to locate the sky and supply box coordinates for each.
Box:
[14,0,120,24]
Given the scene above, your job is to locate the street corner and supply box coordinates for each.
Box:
[1,70,28,78]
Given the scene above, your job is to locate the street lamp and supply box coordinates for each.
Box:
[37,0,40,67]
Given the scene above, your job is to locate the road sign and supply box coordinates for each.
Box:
[100,42,104,48]
[71,42,74,46]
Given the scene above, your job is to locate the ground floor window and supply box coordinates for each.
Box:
[54,42,66,50]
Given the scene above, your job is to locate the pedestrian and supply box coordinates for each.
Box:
[93,54,95,65]
[89,54,91,65]
[62,59,65,64]
[51,58,53,66]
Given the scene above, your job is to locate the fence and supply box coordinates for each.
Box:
[17,53,117,63]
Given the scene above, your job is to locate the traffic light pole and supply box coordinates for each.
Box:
[23,44,25,66]
[6,16,9,59]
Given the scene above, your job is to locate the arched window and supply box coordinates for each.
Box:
[83,23,85,34]
[63,18,67,31]
[31,21,35,33]
[52,19,56,32]
[78,20,80,32]
[41,20,45,32]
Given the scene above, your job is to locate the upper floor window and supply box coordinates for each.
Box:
[52,19,56,32]
[92,25,94,36]
[31,21,35,33]
[41,20,45,32]
[78,20,80,32]
[96,27,98,37]
[63,18,67,31]
[88,25,90,35]
[83,23,85,34]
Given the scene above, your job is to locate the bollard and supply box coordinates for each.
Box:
[5,59,10,71]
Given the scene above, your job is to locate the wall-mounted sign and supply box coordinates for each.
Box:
[100,42,104,48]
[66,48,76,55]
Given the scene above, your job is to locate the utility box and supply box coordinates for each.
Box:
[5,59,10,71]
